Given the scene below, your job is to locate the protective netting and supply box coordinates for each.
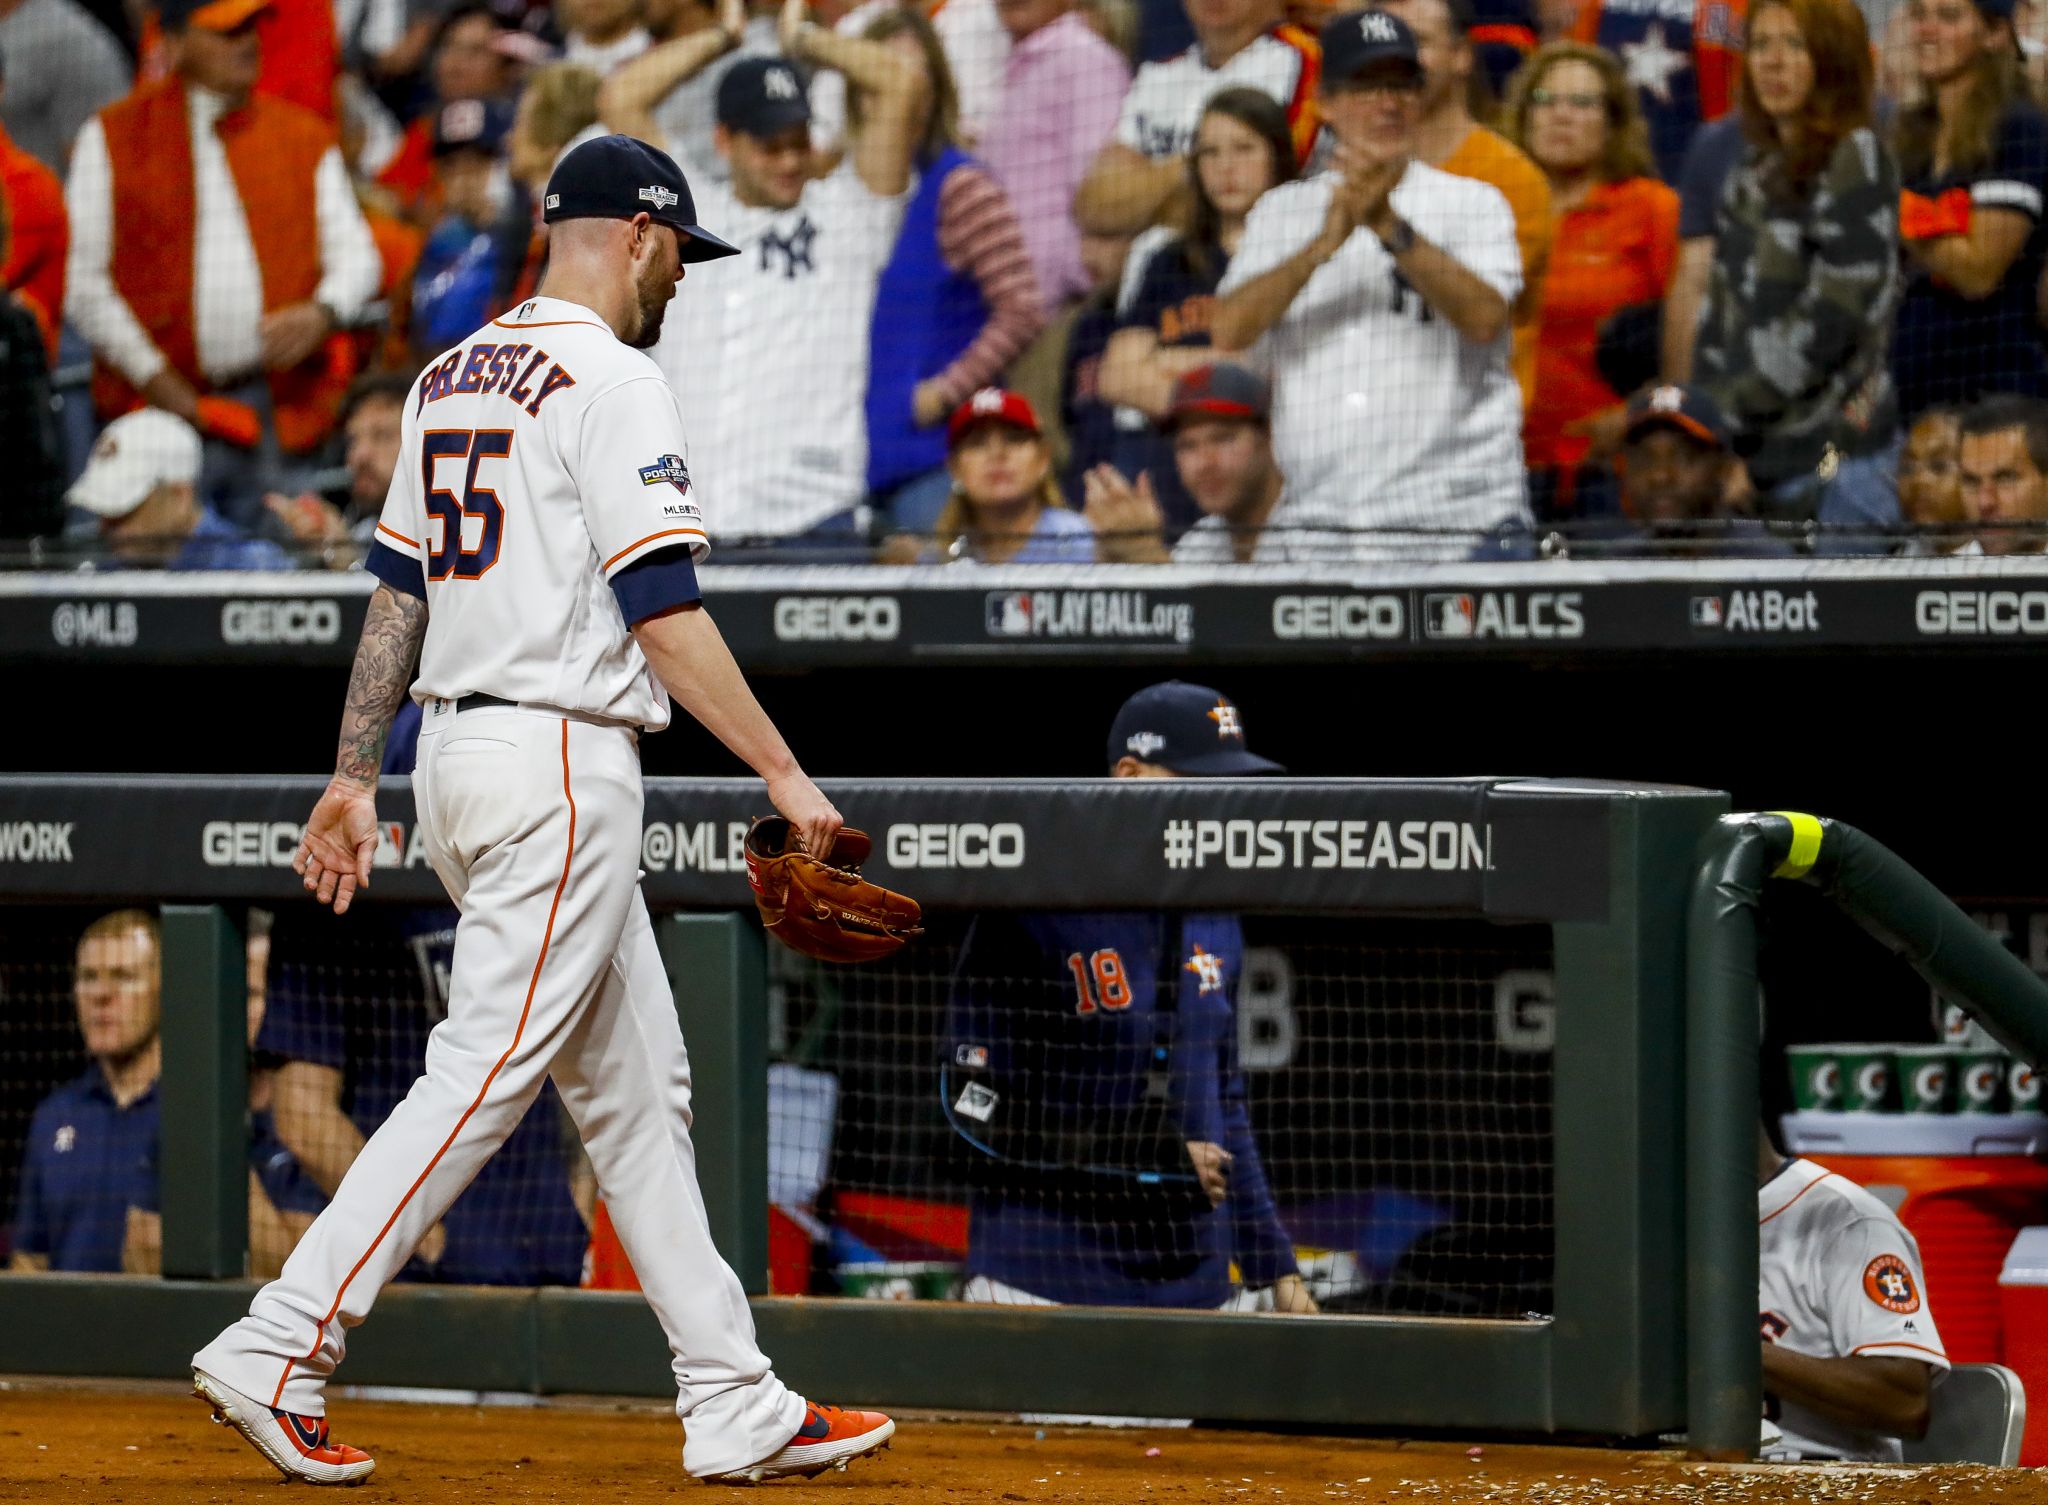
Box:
[12,0,2048,567]
[254,903,595,1286]
[1,902,1555,1320]
[768,913,1556,1316]
[0,902,594,1283]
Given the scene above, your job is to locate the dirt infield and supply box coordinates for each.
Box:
[2,1381,2044,1504]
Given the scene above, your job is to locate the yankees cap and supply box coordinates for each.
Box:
[1162,363,1270,432]
[1625,384,1731,450]
[1107,681,1285,777]
[717,56,812,136]
[1320,8,1424,84]
[543,134,739,262]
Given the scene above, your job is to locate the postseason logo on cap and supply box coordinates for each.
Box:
[639,185,680,212]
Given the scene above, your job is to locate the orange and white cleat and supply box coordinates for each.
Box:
[705,1402,895,1484]
[193,1368,376,1486]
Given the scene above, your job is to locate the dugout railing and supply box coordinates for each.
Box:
[0,774,1726,1442]
[1685,812,2048,1458]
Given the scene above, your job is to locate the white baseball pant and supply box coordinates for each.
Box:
[194,699,805,1477]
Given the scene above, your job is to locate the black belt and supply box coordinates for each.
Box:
[455,693,516,712]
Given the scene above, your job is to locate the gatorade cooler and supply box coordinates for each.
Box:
[1782,1112,2048,1364]
[1999,1228,2048,1465]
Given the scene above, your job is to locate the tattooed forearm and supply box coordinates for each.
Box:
[335,584,428,786]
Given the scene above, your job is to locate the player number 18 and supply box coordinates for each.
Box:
[1067,949,1132,1014]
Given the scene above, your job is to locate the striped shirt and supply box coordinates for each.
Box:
[929,163,1046,408]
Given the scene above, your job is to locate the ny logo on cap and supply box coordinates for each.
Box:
[765,65,799,99]
[639,185,680,211]
[1359,11,1400,41]
[1649,385,1685,412]
[970,388,1006,414]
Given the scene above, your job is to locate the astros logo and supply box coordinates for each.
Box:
[1863,1254,1920,1313]
[1208,701,1244,740]
[1185,944,1225,994]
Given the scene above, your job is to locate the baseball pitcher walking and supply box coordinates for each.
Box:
[191,134,894,1486]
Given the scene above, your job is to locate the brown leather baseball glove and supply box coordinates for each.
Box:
[744,816,923,963]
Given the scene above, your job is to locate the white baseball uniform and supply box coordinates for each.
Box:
[1112,28,1317,162]
[193,294,808,1479]
[652,158,906,539]
[1216,164,1531,557]
[1759,1157,1950,1462]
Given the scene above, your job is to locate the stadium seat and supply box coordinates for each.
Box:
[1901,1362,2026,1467]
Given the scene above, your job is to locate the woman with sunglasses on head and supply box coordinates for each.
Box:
[1502,42,1676,521]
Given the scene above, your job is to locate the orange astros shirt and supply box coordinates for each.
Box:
[1525,176,1679,476]
[1438,125,1552,410]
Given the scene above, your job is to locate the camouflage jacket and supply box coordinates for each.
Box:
[1694,127,1902,487]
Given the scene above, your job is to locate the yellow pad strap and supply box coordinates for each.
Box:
[1769,811,1825,879]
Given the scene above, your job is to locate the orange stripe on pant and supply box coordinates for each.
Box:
[271,719,579,1407]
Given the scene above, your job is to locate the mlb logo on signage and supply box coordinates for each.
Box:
[1691,596,1724,628]
[985,592,1034,637]
[1421,593,1477,639]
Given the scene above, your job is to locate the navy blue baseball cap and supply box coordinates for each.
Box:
[542,134,739,263]
[1321,9,1424,85]
[1625,384,1731,450]
[1107,682,1285,776]
[717,56,811,136]
[432,97,513,157]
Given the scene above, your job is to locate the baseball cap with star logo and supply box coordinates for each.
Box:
[1106,681,1286,775]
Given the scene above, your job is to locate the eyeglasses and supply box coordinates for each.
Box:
[1529,87,1605,112]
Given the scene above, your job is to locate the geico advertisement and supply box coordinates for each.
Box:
[641,819,1026,872]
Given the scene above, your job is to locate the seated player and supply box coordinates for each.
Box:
[9,910,322,1276]
[1759,1125,1947,1462]
[944,681,1315,1313]
[259,700,592,1285]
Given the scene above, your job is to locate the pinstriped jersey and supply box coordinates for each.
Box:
[1759,1157,1950,1461]
[373,295,709,731]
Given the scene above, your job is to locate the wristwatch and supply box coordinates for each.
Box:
[1378,216,1417,256]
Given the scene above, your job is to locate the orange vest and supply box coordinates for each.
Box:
[91,78,356,454]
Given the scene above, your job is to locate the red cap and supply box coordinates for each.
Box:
[947,388,1040,449]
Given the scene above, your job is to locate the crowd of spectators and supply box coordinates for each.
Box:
[6,0,2048,564]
